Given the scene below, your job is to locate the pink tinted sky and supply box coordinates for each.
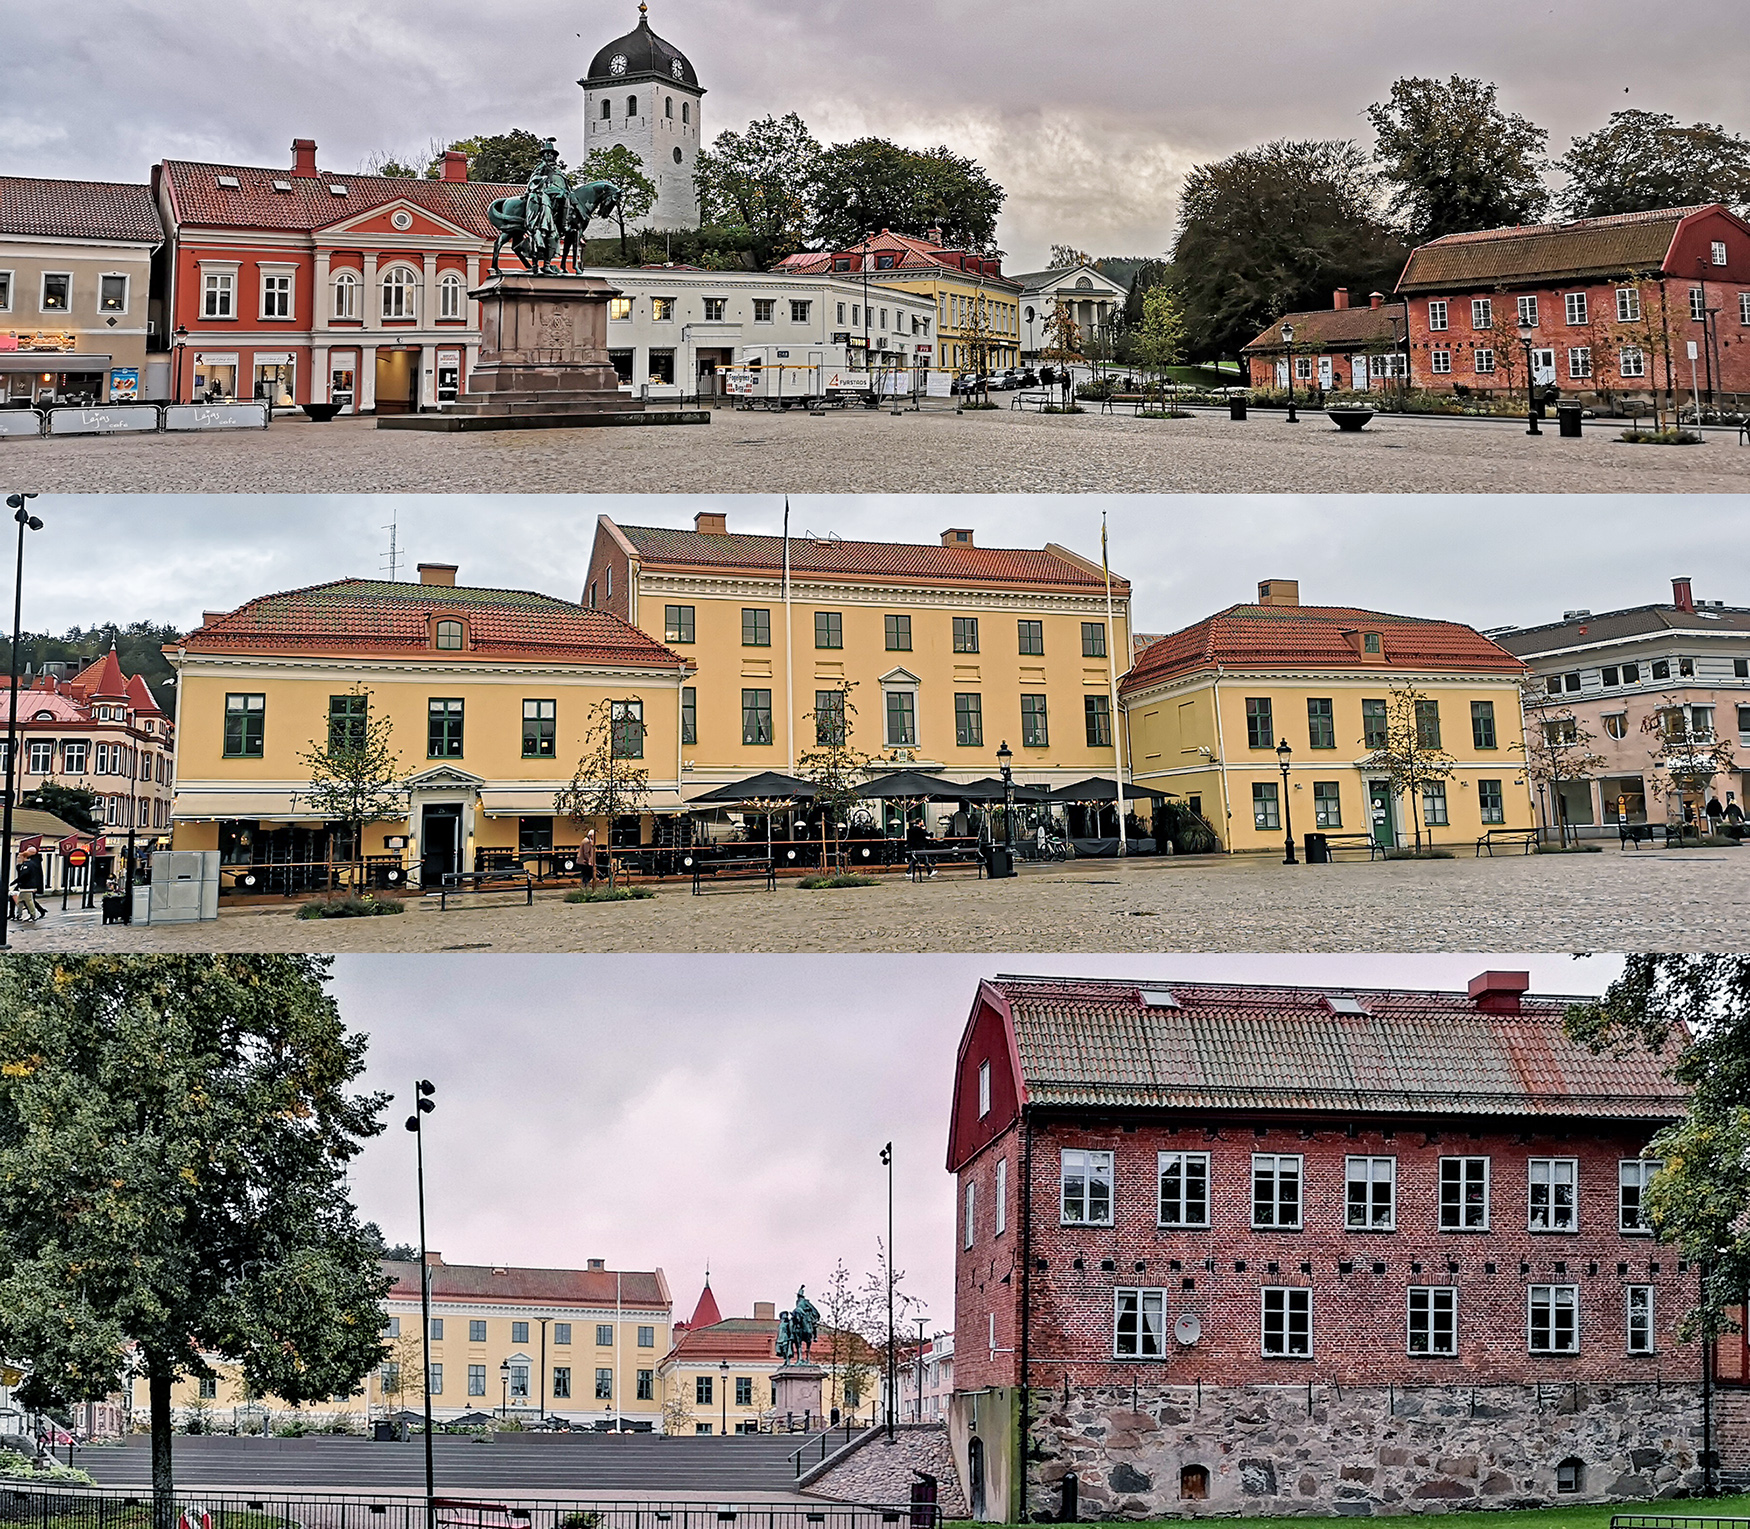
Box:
[335,953,1622,1333]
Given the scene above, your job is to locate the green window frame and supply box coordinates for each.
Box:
[1021,694,1048,747]
[434,619,464,651]
[1245,697,1273,750]
[1471,700,1497,749]
[1081,621,1107,658]
[1307,697,1335,749]
[1415,699,1442,750]
[681,687,697,745]
[742,689,773,746]
[814,689,846,747]
[428,699,464,758]
[1362,698,1388,749]
[1084,694,1111,747]
[1252,780,1279,829]
[223,693,265,758]
[522,698,556,757]
[953,616,979,653]
[328,693,367,752]
[741,608,771,647]
[611,699,644,760]
[955,692,983,747]
[1017,620,1044,656]
[1478,779,1504,823]
[664,604,694,644]
[884,613,912,651]
[814,610,843,649]
[1313,781,1341,827]
[886,689,917,747]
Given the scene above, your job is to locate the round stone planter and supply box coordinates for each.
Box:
[1327,407,1375,432]
[301,403,345,423]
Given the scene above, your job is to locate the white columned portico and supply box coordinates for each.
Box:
[314,250,332,333]
[312,344,330,404]
[363,253,381,328]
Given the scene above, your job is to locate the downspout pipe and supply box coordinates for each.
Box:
[1017,1106,1034,1524]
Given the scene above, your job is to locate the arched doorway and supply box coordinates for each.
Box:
[967,1436,986,1520]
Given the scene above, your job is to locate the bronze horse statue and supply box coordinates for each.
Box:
[488,180,624,276]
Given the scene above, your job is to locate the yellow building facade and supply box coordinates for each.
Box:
[585,513,1131,798]
[1121,581,1536,852]
[165,564,690,886]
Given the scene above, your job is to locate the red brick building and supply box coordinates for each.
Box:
[1394,204,1750,405]
[153,140,522,414]
[945,972,1721,1521]
[1240,289,1409,394]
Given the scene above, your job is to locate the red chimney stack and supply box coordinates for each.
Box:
[1468,970,1531,1014]
[441,150,469,183]
[1332,288,1349,310]
[1672,576,1694,613]
[1369,291,1384,310]
[291,139,318,179]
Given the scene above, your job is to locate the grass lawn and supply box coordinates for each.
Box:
[947,1493,1750,1529]
[1162,363,1240,386]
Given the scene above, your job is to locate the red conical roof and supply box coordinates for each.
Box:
[683,1278,722,1330]
[72,647,129,700]
[124,672,162,715]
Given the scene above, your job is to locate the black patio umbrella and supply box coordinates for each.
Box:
[1047,776,1172,803]
[686,771,819,804]
[853,770,967,802]
[959,776,1051,803]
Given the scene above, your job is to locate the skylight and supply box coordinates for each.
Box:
[1324,994,1369,1015]
[215,175,239,188]
[271,179,293,192]
[330,184,349,196]
[1139,987,1179,1010]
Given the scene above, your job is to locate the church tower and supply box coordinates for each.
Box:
[579,2,704,232]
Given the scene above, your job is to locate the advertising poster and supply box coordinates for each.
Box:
[109,367,139,401]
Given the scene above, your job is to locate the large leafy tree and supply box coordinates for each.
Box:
[1563,956,1749,1337]
[1367,76,1550,240]
[694,113,821,260]
[578,144,659,226]
[449,129,559,186]
[1171,139,1406,363]
[20,782,99,833]
[810,139,1005,252]
[0,956,389,1524]
[1557,110,1750,219]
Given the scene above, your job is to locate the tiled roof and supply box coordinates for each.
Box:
[1396,205,1716,293]
[773,228,1017,288]
[180,578,685,668]
[382,1258,670,1309]
[682,1281,722,1329]
[1,688,86,724]
[160,160,523,237]
[990,976,1688,1119]
[0,176,163,244]
[72,649,129,700]
[616,524,1119,591]
[1121,602,1523,695]
[8,808,85,842]
[124,673,165,716]
[1494,603,1750,656]
[1241,305,1402,354]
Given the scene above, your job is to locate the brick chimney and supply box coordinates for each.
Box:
[418,562,458,587]
[1332,288,1350,310]
[441,150,469,183]
[927,227,943,245]
[1467,970,1531,1014]
[941,528,975,547]
[587,1258,606,1270]
[201,610,229,627]
[694,511,728,535]
[1257,579,1299,608]
[753,1301,776,1321]
[1672,576,1694,613]
[291,138,319,179]
[1369,291,1385,309]
[423,1250,444,1266]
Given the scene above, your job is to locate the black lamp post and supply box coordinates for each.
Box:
[1517,321,1541,435]
[879,1141,895,1443]
[1281,324,1298,422]
[0,493,43,951]
[1276,737,1297,865]
[403,1082,436,1529]
[915,1317,928,1423]
[993,740,1015,878]
[173,326,189,405]
[499,1360,509,1416]
[719,1358,729,1435]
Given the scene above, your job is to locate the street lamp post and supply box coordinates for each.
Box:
[0,494,43,951]
[1517,321,1541,435]
[499,1361,509,1417]
[403,1082,437,1529]
[1276,738,1297,865]
[719,1358,729,1436]
[993,740,1015,878]
[173,327,189,405]
[879,1141,894,1443]
[915,1317,928,1424]
[1280,324,1298,422]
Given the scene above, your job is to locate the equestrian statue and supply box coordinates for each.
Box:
[487,137,626,276]
[776,1285,822,1365]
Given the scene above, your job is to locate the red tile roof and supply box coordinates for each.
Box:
[382,1257,670,1310]
[159,159,524,237]
[0,176,163,244]
[179,578,686,669]
[681,1280,722,1330]
[1241,305,1402,355]
[773,228,1017,288]
[1120,602,1524,695]
[614,524,1121,592]
[72,649,130,700]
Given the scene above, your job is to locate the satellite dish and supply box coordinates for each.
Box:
[1174,1312,1201,1346]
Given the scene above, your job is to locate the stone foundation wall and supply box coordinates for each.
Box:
[1030,1382,1705,1520]
[807,1423,970,1519]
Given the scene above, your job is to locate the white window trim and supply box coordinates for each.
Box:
[1251,1152,1304,1229]
[1439,1155,1491,1231]
[1060,1147,1114,1227]
[1405,1285,1459,1357]
[962,1179,976,1249]
[1157,1150,1212,1228]
[1527,1284,1580,1355]
[880,669,922,750]
[1527,1156,1579,1233]
[977,1058,991,1117]
[1345,1155,1398,1231]
[39,271,73,315]
[438,272,465,320]
[259,265,297,322]
[1259,1286,1313,1359]
[1618,1158,1663,1233]
[97,271,131,315]
[332,270,361,320]
[1427,300,1448,331]
[199,263,240,319]
[0,269,12,313]
[1626,1285,1655,1353]
[1112,1287,1168,1359]
[381,265,421,322]
[994,1157,1007,1237]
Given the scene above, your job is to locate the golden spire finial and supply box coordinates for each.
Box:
[639,1,648,14]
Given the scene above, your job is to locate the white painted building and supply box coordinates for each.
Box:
[580,5,703,232]
[1012,262,1129,362]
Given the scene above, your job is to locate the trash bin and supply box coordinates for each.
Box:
[1304,832,1330,864]
[1228,396,1248,421]
[1556,403,1583,438]
[987,846,1014,879]
[373,1420,396,1442]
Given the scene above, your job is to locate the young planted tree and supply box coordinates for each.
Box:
[957,289,1000,402]
[818,1259,871,1424]
[1357,683,1457,852]
[796,680,869,870]
[1644,695,1737,833]
[0,956,391,1527]
[1515,677,1607,847]
[294,685,407,895]
[1040,299,1083,408]
[1136,284,1188,407]
[661,1372,697,1434]
[554,699,651,888]
[855,1238,926,1427]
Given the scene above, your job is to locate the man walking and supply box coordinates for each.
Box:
[13,843,46,923]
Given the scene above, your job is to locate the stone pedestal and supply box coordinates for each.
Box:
[771,1362,826,1428]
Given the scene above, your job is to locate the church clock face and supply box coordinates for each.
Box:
[609,54,627,75]
[671,58,684,78]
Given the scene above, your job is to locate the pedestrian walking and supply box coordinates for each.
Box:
[13,844,47,923]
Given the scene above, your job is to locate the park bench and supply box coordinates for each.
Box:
[1475,827,1539,856]
[691,855,776,895]
[1010,391,1055,412]
[907,845,987,882]
[1618,823,1658,849]
[429,869,534,910]
[1314,831,1387,861]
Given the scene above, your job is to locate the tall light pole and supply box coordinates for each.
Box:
[879,1142,894,1442]
[915,1317,928,1423]
[0,494,43,950]
[1276,738,1297,865]
[719,1358,728,1435]
[403,1080,437,1529]
[1517,321,1541,435]
[1280,324,1298,423]
[992,740,1015,878]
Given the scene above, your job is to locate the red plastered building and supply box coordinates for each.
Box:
[945,971,1722,1521]
[154,139,522,414]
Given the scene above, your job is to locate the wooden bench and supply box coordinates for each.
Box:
[691,855,776,895]
[1618,823,1658,849]
[1475,827,1539,856]
[429,870,534,910]
[1314,832,1387,861]
[907,846,987,882]
[1010,391,1054,412]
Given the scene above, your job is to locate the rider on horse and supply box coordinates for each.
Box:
[522,139,570,273]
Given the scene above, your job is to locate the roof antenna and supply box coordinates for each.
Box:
[382,509,401,582]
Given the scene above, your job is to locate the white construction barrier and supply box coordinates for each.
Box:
[0,411,44,438]
[47,404,160,435]
[162,402,270,431]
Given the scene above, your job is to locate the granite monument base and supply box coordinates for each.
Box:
[770,1362,826,1429]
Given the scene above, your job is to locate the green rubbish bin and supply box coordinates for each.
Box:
[1304,833,1330,864]
[1556,403,1584,438]
[1229,396,1248,420]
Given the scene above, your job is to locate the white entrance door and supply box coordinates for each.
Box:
[1531,349,1556,387]
[1317,356,1333,390]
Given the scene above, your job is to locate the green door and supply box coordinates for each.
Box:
[1368,781,1396,848]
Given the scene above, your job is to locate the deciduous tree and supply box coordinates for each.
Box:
[555,699,651,887]
[1643,695,1737,829]
[693,113,821,260]
[796,681,869,870]
[446,130,559,185]
[1558,110,1750,219]
[19,782,98,834]
[1136,284,1187,404]
[1356,682,1457,852]
[294,685,407,894]
[579,144,659,228]
[1515,676,1606,847]
[810,140,1004,252]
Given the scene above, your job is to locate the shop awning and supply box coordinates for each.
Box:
[0,353,112,372]
[171,791,330,821]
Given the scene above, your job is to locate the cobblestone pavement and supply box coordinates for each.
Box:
[15,407,1746,494]
[18,850,1745,953]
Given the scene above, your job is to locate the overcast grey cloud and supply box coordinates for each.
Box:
[337,953,1620,1329]
[26,493,1748,644]
[6,1,1748,269]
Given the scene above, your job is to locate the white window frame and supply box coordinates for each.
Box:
[1689,286,1706,321]
[1517,294,1538,327]
[1060,1147,1114,1226]
[1527,1284,1579,1354]
[1474,348,1495,374]
[1528,1157,1578,1232]
[1345,1155,1396,1230]
[753,298,775,324]
[1619,346,1645,378]
[260,269,294,321]
[1439,1155,1490,1230]
[381,266,419,321]
[1260,1287,1312,1358]
[201,268,236,319]
[1471,297,1492,330]
[995,1156,1007,1236]
[1567,346,1592,379]
[1251,1152,1302,1229]
[1430,348,1452,374]
[977,1058,990,1117]
[1158,1151,1210,1228]
[1113,1288,1167,1359]
[439,272,464,320]
[651,296,676,323]
[790,299,811,323]
[1564,292,1588,325]
[1626,1285,1654,1353]
[63,740,87,774]
[26,740,54,774]
[1427,299,1448,331]
[39,271,72,313]
[1740,292,1750,325]
[1616,287,1641,322]
[1406,1286,1458,1356]
[1619,1158,1662,1232]
[963,1179,975,1249]
[0,269,12,312]
[333,270,360,320]
[98,272,130,314]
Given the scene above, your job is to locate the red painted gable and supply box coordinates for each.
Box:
[946,980,1026,1173]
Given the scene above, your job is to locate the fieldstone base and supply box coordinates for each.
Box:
[807,1423,970,1519]
[1030,1382,1706,1520]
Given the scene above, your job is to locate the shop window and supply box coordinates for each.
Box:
[648,349,675,384]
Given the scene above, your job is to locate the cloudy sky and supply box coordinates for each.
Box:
[336,952,1621,1330]
[27,493,1749,645]
[7,1,1748,269]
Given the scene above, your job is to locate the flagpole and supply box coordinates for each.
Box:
[1103,512,1127,857]
[783,497,794,775]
